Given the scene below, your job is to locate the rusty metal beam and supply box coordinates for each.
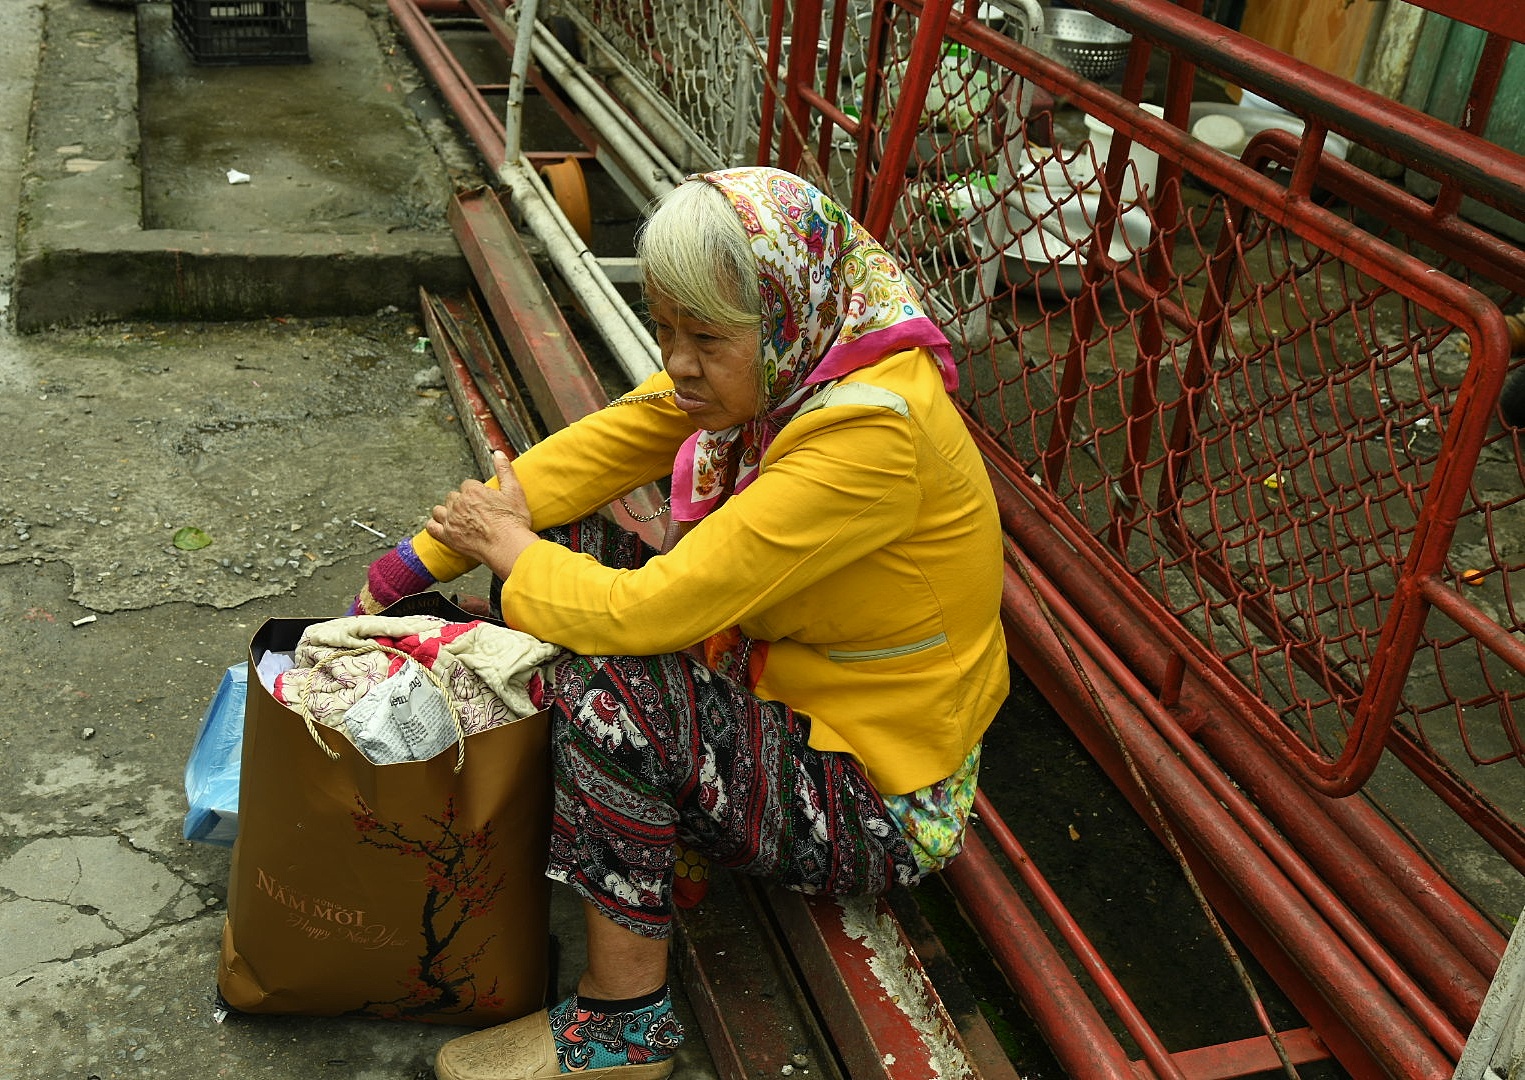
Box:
[389,0,506,166]
[424,290,542,456]
[422,286,512,476]
[673,873,845,1080]
[761,887,991,1080]
[448,189,603,429]
[882,889,1025,1080]
[446,188,666,545]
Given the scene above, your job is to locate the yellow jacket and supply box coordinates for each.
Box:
[413,348,1008,794]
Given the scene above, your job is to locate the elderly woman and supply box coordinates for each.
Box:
[351,166,1007,1080]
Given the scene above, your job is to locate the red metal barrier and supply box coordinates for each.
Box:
[742,0,1525,1073]
[822,0,1525,789]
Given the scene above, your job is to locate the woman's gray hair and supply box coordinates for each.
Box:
[636,180,761,332]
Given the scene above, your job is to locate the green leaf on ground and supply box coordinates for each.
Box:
[172,526,212,550]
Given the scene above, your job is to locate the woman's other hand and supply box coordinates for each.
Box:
[426,451,539,580]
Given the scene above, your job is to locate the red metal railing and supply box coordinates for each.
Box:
[756,0,1523,1073]
[774,0,1525,800]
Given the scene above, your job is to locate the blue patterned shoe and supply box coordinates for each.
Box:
[434,991,683,1080]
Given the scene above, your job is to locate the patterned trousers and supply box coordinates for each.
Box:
[532,517,920,939]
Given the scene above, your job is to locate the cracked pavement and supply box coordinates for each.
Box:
[0,6,715,1077]
[0,314,495,1080]
[0,2,513,1075]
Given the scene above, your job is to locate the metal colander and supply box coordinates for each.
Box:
[1045,8,1132,82]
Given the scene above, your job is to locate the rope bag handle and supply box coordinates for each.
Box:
[292,643,469,773]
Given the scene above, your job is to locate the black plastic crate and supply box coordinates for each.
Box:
[172,0,310,66]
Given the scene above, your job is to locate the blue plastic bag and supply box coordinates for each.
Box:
[183,662,248,847]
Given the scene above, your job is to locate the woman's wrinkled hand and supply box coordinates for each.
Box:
[425,451,539,579]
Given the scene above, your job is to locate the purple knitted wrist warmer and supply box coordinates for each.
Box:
[348,537,436,615]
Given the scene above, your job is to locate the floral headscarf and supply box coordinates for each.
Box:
[669,167,957,522]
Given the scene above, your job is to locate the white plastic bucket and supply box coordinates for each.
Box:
[1083,103,1164,202]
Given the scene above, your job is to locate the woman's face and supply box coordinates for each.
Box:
[651,295,763,431]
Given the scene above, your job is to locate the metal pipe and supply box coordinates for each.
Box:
[965,791,1190,1080]
[996,587,1391,1078]
[969,414,1510,985]
[775,0,824,173]
[501,0,539,162]
[390,0,660,386]
[454,0,684,208]
[527,20,687,197]
[999,554,1471,1063]
[605,72,717,174]
[1189,696,1505,1009]
[725,0,765,168]
[455,0,671,213]
[496,157,661,385]
[449,0,666,379]
[862,0,959,237]
[389,0,505,163]
[941,832,1144,1080]
[564,13,724,173]
[993,542,1462,1078]
[979,448,1495,1034]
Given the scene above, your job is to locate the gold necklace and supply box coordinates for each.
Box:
[608,388,675,520]
[607,388,676,407]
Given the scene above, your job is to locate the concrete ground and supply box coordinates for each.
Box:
[0,2,714,1077]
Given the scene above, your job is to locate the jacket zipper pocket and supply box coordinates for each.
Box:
[827,633,947,663]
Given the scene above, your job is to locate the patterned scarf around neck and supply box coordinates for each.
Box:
[668,167,957,523]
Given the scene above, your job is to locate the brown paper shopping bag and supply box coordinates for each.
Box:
[218,596,552,1026]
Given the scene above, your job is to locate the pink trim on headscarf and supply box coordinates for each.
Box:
[805,317,959,392]
[670,429,701,513]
